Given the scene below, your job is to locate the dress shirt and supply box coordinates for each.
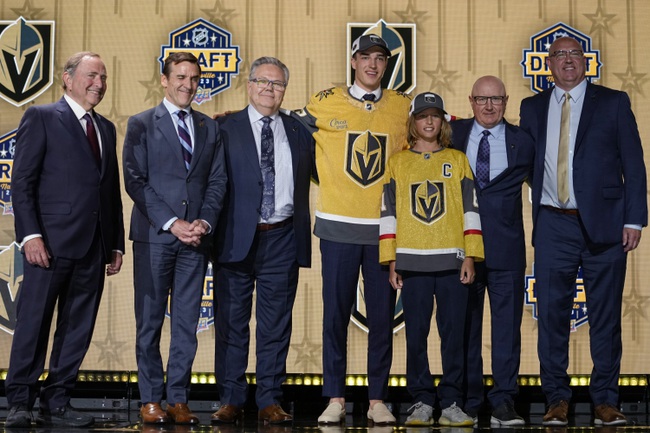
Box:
[247,105,294,224]
[466,121,508,182]
[349,83,382,102]
[541,80,587,209]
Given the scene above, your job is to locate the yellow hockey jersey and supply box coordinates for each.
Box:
[299,87,411,244]
[379,148,484,272]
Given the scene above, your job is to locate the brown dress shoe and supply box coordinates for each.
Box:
[594,404,627,426]
[542,400,569,426]
[166,403,199,425]
[211,404,243,424]
[258,404,292,424]
[140,402,170,424]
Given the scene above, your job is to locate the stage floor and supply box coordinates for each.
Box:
[2,407,650,432]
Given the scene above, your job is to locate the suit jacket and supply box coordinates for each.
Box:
[12,97,124,261]
[123,102,226,249]
[520,82,648,245]
[451,118,534,270]
[215,108,314,267]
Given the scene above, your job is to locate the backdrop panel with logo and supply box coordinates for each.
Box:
[1,0,649,377]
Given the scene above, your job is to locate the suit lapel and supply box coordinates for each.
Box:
[94,114,111,175]
[574,83,597,153]
[188,111,207,174]
[154,103,186,168]
[234,109,263,179]
[281,113,300,180]
[56,99,101,171]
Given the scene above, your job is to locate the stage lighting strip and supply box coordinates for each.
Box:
[0,370,647,387]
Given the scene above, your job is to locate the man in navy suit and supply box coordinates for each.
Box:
[210,57,314,425]
[6,52,124,428]
[123,52,226,425]
[519,36,647,426]
[452,76,534,426]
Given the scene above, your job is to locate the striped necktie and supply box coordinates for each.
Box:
[177,110,192,170]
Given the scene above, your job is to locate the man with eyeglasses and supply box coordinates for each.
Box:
[451,76,534,427]
[211,56,314,425]
[295,34,411,426]
[520,36,647,426]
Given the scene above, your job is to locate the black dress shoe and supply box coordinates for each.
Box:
[6,405,32,428]
[36,403,95,427]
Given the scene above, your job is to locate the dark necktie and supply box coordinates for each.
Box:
[260,116,275,220]
[362,93,376,101]
[82,113,101,167]
[475,130,491,189]
[177,110,192,170]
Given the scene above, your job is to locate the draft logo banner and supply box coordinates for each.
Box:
[160,18,241,104]
[0,17,55,107]
[347,19,416,94]
[521,22,601,94]
[0,130,16,216]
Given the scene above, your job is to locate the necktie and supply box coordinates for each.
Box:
[362,93,376,101]
[260,116,275,220]
[557,93,571,204]
[475,130,491,189]
[177,110,192,170]
[82,113,101,167]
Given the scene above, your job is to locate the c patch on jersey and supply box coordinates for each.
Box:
[411,180,445,224]
[345,130,387,187]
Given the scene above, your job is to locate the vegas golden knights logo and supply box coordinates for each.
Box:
[411,181,445,224]
[0,17,55,107]
[345,131,387,187]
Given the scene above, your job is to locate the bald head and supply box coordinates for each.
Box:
[469,75,508,129]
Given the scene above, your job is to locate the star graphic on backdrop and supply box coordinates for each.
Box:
[139,67,165,105]
[92,332,126,370]
[393,0,429,33]
[423,62,459,94]
[623,285,650,321]
[106,104,130,137]
[11,0,46,20]
[235,59,251,90]
[584,5,616,36]
[613,65,648,97]
[291,335,321,371]
[201,0,236,29]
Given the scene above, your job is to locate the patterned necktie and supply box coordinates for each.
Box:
[82,113,101,167]
[557,92,571,204]
[362,93,376,101]
[177,110,192,170]
[260,116,275,220]
[475,130,491,189]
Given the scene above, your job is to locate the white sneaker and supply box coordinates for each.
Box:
[367,402,396,425]
[318,402,345,424]
[404,402,434,426]
[438,402,473,427]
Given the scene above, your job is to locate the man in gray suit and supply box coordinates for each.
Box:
[123,51,227,425]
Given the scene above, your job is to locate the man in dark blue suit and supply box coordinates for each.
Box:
[6,52,124,428]
[210,57,314,425]
[452,76,534,427]
[519,37,647,427]
[123,52,227,425]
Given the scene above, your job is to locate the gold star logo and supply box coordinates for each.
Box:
[393,0,429,33]
[613,65,648,97]
[423,62,459,94]
[584,6,616,36]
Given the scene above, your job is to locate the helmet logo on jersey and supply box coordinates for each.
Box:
[345,130,387,187]
[411,180,445,224]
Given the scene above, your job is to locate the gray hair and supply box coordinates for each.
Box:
[62,51,101,90]
[248,56,290,84]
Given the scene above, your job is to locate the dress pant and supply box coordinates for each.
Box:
[464,265,525,413]
[133,240,209,404]
[215,224,298,409]
[402,269,468,408]
[534,207,627,406]
[6,231,105,410]
[320,239,396,400]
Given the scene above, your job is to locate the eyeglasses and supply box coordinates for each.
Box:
[472,96,506,106]
[249,78,287,91]
[550,49,584,60]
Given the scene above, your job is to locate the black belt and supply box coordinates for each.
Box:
[542,205,579,216]
[257,216,293,231]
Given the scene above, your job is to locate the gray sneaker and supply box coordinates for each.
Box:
[438,403,473,427]
[404,402,434,426]
[490,402,525,426]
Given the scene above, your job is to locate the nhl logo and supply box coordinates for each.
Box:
[160,18,241,104]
